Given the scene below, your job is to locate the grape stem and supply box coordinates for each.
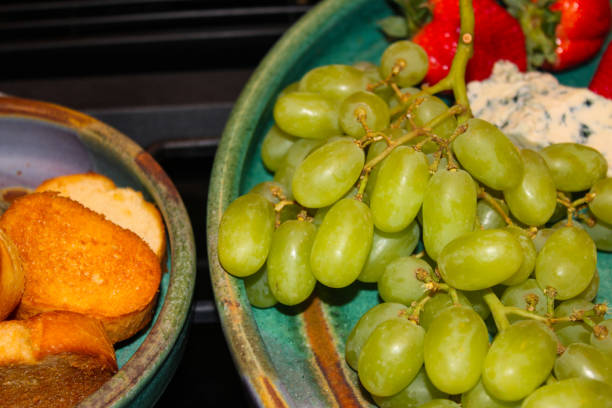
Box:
[478,188,514,226]
[483,289,511,331]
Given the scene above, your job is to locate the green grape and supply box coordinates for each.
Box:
[419,291,472,331]
[503,149,556,226]
[266,220,317,306]
[291,138,364,208]
[310,198,373,288]
[575,268,600,301]
[409,94,458,153]
[364,128,405,199]
[554,343,612,385]
[379,40,429,87]
[378,256,432,305]
[424,305,489,394]
[418,399,461,408]
[370,146,429,232]
[273,91,340,139]
[591,319,612,355]
[463,289,491,321]
[339,91,390,138]
[274,138,326,195]
[312,186,366,226]
[535,225,596,300]
[540,143,607,192]
[589,178,612,225]
[438,228,524,291]
[244,266,277,309]
[482,320,557,401]
[554,299,602,346]
[579,218,612,252]
[277,81,299,98]
[359,222,420,283]
[345,302,409,370]
[532,228,555,253]
[422,169,477,261]
[261,125,298,172]
[453,118,524,190]
[372,367,446,408]
[358,318,425,397]
[218,193,275,277]
[500,279,547,324]
[461,379,522,408]
[522,377,612,408]
[353,61,394,101]
[250,181,287,204]
[477,198,509,230]
[501,226,536,286]
[298,64,370,102]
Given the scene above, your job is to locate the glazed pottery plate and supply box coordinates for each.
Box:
[0,96,196,407]
[206,0,612,406]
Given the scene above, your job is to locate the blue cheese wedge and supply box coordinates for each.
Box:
[467,61,612,175]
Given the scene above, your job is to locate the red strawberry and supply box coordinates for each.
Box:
[504,0,611,71]
[589,41,612,99]
[393,0,528,85]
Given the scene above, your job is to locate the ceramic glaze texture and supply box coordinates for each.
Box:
[207,0,612,406]
[0,96,196,407]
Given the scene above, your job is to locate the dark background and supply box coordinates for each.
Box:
[0,1,321,406]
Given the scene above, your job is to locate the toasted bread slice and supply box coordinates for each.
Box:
[36,173,166,259]
[0,229,24,321]
[0,311,117,408]
[0,192,162,343]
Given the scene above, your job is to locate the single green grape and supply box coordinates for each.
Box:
[438,228,524,291]
[482,320,557,401]
[378,256,432,305]
[419,292,472,331]
[589,178,612,225]
[312,185,366,226]
[359,222,420,283]
[345,302,409,371]
[292,138,364,208]
[370,146,429,232]
[379,41,428,87]
[422,169,477,261]
[554,299,602,346]
[298,64,370,102]
[244,266,277,309]
[339,91,390,138]
[461,379,522,408]
[266,220,317,306]
[503,149,557,226]
[579,218,612,252]
[522,377,612,408]
[273,91,340,139]
[554,343,612,385]
[591,319,612,355]
[575,268,600,301]
[500,279,547,324]
[424,305,489,394]
[463,289,491,321]
[535,225,597,300]
[532,228,556,253]
[418,399,461,408]
[249,181,300,223]
[409,94,458,153]
[452,118,524,191]
[277,81,299,98]
[372,367,446,408]
[501,226,536,286]
[477,198,508,230]
[261,125,298,172]
[540,143,607,192]
[274,138,326,196]
[358,318,425,397]
[310,198,373,288]
[364,128,405,199]
[218,193,275,277]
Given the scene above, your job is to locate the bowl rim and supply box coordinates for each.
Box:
[0,95,197,407]
[206,0,375,406]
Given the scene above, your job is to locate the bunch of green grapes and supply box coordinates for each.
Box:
[217,3,612,405]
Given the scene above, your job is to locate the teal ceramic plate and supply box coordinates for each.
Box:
[0,95,196,407]
[206,1,611,406]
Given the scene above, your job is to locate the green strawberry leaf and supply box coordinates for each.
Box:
[378,15,409,38]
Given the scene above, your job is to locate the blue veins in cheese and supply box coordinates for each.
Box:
[467,61,612,175]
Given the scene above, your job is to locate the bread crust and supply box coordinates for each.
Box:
[0,192,162,343]
[0,311,117,408]
[36,172,167,260]
[0,229,24,321]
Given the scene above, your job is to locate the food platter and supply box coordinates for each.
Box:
[0,95,196,407]
[206,0,612,406]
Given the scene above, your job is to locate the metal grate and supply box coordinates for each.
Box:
[0,0,319,79]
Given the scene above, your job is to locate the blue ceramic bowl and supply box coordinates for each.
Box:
[207,0,612,406]
[0,95,196,407]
